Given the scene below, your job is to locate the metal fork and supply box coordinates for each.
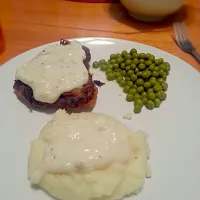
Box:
[173,22,200,63]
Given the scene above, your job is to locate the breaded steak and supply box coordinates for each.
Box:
[13,40,98,110]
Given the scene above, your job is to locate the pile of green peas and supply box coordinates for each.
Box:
[92,48,170,113]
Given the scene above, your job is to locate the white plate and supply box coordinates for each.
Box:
[0,37,200,200]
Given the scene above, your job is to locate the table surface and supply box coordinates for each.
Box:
[0,0,199,71]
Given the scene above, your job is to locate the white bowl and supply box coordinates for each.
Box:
[120,0,184,22]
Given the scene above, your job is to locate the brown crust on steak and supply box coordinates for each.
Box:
[13,40,98,110]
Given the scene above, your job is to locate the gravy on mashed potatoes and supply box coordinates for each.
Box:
[28,110,151,200]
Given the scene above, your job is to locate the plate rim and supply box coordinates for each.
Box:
[1,37,200,200]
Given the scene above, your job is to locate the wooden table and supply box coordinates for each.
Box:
[0,0,199,71]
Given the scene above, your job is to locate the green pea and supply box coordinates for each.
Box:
[121,70,126,77]
[147,92,156,100]
[106,68,113,75]
[134,104,142,113]
[142,71,149,79]
[164,62,170,67]
[115,68,121,73]
[116,58,123,64]
[156,91,167,100]
[130,63,137,70]
[153,84,162,92]
[147,88,154,93]
[150,77,156,81]
[141,92,147,98]
[161,82,168,91]
[135,68,139,73]
[124,54,132,60]
[127,81,134,88]
[115,72,121,78]
[145,60,152,66]
[116,53,121,58]
[134,99,143,106]
[165,66,170,73]
[113,63,119,69]
[107,72,115,81]
[149,64,155,71]
[159,70,166,78]
[139,59,145,64]
[121,63,126,69]
[138,63,146,70]
[149,77,157,86]
[107,64,113,69]
[155,66,159,71]
[100,64,107,71]
[99,59,107,64]
[154,98,161,107]
[149,55,155,62]
[110,54,116,59]
[159,64,166,71]
[93,61,99,69]
[146,100,154,110]
[142,97,148,105]
[133,84,137,89]
[133,94,141,100]
[137,86,144,93]
[127,70,134,77]
[154,59,160,65]
[144,82,152,89]
[158,58,164,64]
[136,78,144,86]
[121,50,128,57]
[146,70,152,77]
[119,80,126,87]
[116,76,123,83]
[125,77,131,81]
[136,71,142,77]
[160,91,167,100]
[125,65,131,71]
[157,78,165,84]
[163,75,167,81]
[133,58,139,65]
[145,53,151,59]
[164,62,171,72]
[126,93,134,102]
[152,71,159,77]
[125,59,132,66]
[123,85,130,93]
[110,59,116,64]
[130,48,137,54]
[132,52,139,59]
[131,74,137,82]
[129,88,137,95]
[156,91,162,99]
[139,53,146,59]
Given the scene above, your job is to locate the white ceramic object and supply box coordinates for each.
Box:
[0,37,200,200]
[120,0,184,21]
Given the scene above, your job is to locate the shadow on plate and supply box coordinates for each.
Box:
[108,4,194,32]
[15,95,58,115]
[31,184,57,200]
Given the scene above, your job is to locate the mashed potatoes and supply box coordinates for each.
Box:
[28,110,151,200]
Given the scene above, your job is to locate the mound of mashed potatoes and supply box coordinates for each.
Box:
[28,110,151,200]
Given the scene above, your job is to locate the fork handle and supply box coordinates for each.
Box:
[191,51,200,64]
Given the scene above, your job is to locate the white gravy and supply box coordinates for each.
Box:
[31,110,132,177]
[15,41,88,103]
